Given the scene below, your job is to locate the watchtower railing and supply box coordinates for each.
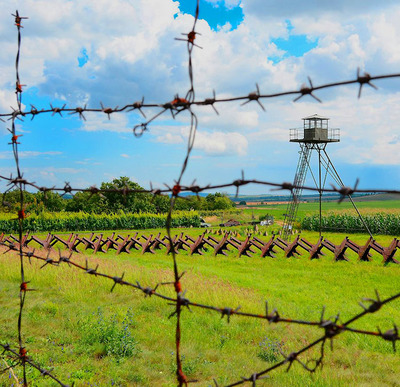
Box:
[289,127,340,142]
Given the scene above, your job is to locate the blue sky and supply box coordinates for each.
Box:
[177,0,244,30]
[1,0,400,195]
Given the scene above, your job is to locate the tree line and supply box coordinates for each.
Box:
[1,177,235,214]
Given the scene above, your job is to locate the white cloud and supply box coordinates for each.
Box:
[155,131,185,144]
[243,0,400,18]
[325,92,400,165]
[199,103,259,131]
[151,125,185,144]
[41,167,84,174]
[0,150,62,159]
[368,12,400,66]
[0,165,88,189]
[82,113,130,133]
[152,125,248,156]
[194,130,248,156]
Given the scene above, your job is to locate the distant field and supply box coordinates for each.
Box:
[226,200,400,226]
[230,193,400,203]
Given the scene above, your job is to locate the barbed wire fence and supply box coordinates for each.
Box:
[0,2,399,386]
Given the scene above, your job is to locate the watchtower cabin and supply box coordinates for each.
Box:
[289,114,340,144]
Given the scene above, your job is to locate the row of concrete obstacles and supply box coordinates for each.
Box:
[1,232,399,264]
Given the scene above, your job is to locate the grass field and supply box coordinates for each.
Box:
[1,228,399,386]
[216,199,400,229]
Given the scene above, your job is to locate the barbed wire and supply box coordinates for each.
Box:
[0,343,70,387]
[0,174,399,206]
[1,72,400,129]
[3,9,33,387]
[0,2,399,386]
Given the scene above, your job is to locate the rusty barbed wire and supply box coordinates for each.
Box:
[0,343,71,387]
[1,2,400,386]
[165,2,201,383]
[225,290,400,386]
[1,173,400,204]
[1,73,400,124]
[4,9,33,387]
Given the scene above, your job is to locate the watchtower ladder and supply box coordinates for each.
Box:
[282,144,311,241]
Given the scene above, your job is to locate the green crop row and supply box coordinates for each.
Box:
[0,211,200,233]
[301,212,400,235]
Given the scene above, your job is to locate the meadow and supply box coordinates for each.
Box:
[1,224,399,386]
[231,199,400,226]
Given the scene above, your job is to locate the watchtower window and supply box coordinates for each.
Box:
[304,119,328,130]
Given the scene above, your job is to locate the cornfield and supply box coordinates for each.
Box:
[301,212,400,235]
[0,211,200,233]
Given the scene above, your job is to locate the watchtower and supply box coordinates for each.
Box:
[282,114,371,240]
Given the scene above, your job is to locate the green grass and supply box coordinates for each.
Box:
[1,233,399,386]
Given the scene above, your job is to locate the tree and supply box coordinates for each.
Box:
[153,194,171,213]
[205,193,235,210]
[65,191,102,213]
[64,178,178,214]
[99,176,155,213]
[174,195,204,211]
[34,191,66,212]
[1,189,36,213]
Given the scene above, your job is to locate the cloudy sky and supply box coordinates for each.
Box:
[1,0,400,195]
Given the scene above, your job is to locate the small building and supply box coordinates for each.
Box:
[220,219,240,227]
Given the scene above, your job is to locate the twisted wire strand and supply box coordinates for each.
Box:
[1,175,399,206]
[1,73,399,122]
